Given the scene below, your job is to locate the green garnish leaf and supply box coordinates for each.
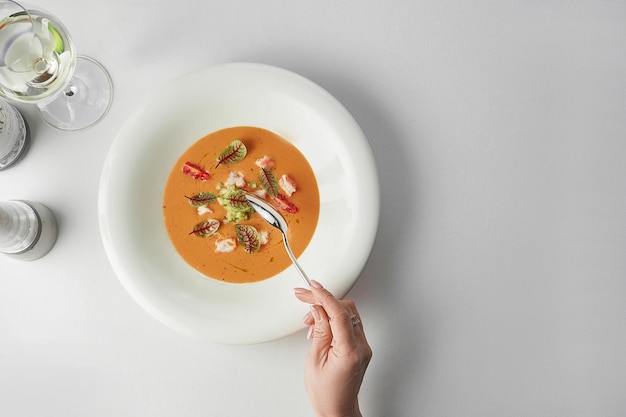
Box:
[218,186,254,223]
[235,224,261,253]
[189,219,220,237]
[186,192,217,207]
[216,140,247,167]
[222,189,251,211]
[259,167,279,197]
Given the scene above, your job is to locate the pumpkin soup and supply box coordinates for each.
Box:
[162,126,320,284]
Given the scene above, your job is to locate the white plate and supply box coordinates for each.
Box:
[98,63,379,344]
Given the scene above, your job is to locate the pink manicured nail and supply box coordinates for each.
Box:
[310,305,321,321]
[310,280,323,289]
[307,326,314,340]
[293,287,308,294]
[302,311,312,323]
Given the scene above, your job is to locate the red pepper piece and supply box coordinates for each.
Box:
[182,162,211,181]
[273,193,298,214]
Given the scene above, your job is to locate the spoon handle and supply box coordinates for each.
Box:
[281,235,312,288]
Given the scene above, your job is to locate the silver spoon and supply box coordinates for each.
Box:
[245,193,312,288]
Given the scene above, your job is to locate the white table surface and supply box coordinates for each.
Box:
[2,1,626,416]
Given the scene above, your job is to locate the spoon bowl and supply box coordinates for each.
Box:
[245,193,312,288]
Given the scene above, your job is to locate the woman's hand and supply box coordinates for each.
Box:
[294,280,372,417]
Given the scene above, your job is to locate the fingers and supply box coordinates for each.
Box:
[295,281,365,351]
[308,304,333,362]
[309,281,358,351]
[294,287,316,305]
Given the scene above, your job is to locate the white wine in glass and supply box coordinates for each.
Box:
[0,1,112,130]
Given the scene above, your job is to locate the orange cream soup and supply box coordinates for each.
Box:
[163,126,320,284]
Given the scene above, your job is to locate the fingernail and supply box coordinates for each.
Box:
[302,311,312,323]
[310,305,321,321]
[307,325,314,340]
[311,280,323,289]
[293,287,307,294]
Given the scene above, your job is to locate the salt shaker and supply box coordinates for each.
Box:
[0,100,29,171]
[0,200,57,261]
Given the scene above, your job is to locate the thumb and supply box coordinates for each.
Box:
[308,305,332,362]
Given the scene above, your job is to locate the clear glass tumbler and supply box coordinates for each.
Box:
[0,200,57,260]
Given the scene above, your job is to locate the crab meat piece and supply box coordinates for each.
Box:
[255,155,275,169]
[182,162,211,181]
[274,194,298,214]
[226,171,246,188]
[254,189,269,199]
[279,174,297,197]
[215,237,236,253]
[197,205,213,216]
[259,230,270,245]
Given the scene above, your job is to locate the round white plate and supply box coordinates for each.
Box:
[98,63,379,344]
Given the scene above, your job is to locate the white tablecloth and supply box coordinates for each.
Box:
[2,1,625,415]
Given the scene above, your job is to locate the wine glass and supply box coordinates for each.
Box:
[0,0,112,131]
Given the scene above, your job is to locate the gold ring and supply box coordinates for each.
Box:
[350,314,361,326]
